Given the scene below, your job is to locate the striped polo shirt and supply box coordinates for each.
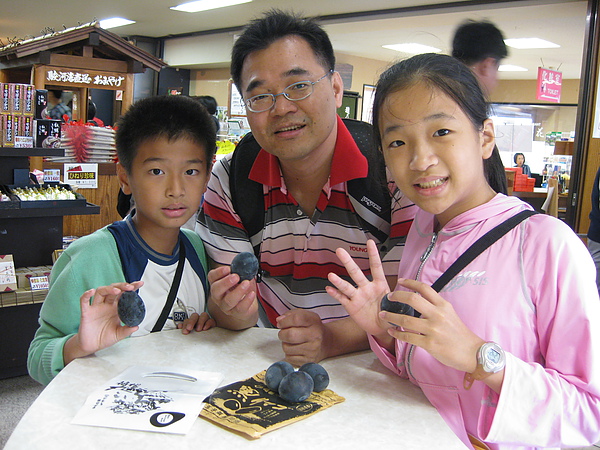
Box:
[197,117,416,326]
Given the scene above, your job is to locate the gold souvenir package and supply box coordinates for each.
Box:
[201,370,344,439]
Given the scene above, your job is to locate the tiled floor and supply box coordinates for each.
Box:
[0,374,44,448]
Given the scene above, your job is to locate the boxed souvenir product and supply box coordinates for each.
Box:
[2,113,15,147]
[35,89,48,119]
[16,115,33,137]
[22,84,34,116]
[34,119,61,148]
[10,83,24,114]
[0,83,10,113]
[0,254,17,292]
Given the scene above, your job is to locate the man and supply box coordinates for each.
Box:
[452,19,508,96]
[197,10,415,365]
[588,166,600,294]
[47,89,72,122]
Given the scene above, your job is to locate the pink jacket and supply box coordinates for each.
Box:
[370,194,600,449]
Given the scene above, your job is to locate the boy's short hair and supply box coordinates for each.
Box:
[452,19,508,65]
[116,95,216,173]
[230,9,335,93]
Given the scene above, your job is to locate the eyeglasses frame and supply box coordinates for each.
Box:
[244,70,334,113]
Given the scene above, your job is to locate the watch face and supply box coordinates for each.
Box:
[488,348,501,364]
[481,343,506,373]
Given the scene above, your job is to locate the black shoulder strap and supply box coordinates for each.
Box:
[431,210,538,293]
[343,118,391,242]
[229,118,390,253]
[152,241,186,332]
[228,132,264,255]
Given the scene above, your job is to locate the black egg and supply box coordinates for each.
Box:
[231,251,259,281]
[380,293,415,316]
[299,362,329,392]
[265,360,294,391]
[278,371,314,403]
[118,291,146,327]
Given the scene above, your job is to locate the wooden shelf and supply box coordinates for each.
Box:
[0,202,100,219]
[0,147,65,157]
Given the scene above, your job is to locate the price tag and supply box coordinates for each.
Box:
[30,276,49,290]
[15,136,34,148]
[44,169,61,183]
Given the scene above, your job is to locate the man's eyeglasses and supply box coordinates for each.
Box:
[244,71,333,113]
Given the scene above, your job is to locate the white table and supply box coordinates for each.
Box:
[6,327,465,449]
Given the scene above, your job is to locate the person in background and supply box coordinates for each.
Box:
[326,53,600,449]
[513,152,531,176]
[452,19,508,97]
[196,9,416,366]
[193,95,220,135]
[28,96,217,385]
[587,166,600,293]
[86,99,105,127]
[47,89,72,122]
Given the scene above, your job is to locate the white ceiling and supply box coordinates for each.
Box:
[0,0,589,80]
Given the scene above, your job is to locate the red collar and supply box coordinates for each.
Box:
[249,116,368,187]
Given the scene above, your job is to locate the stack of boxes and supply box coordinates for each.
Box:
[0,83,61,148]
[506,167,535,192]
[0,265,50,307]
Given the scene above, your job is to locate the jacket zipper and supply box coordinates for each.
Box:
[415,233,438,282]
[406,232,438,381]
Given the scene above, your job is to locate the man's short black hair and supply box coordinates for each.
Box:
[49,89,63,100]
[452,19,508,65]
[115,95,216,173]
[230,9,335,94]
[193,95,218,115]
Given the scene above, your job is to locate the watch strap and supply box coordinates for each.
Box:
[463,342,505,390]
[463,366,492,390]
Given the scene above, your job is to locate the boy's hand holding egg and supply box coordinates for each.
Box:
[117,291,146,327]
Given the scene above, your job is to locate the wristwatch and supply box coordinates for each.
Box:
[463,342,505,390]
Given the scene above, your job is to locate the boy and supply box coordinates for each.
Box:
[28,95,217,385]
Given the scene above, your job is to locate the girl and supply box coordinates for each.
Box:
[326,53,600,449]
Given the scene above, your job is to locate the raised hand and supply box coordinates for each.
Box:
[64,281,144,365]
[326,240,392,340]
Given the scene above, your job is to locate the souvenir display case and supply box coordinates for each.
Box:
[0,23,165,378]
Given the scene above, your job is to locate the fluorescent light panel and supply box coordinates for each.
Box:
[504,38,560,49]
[382,43,441,54]
[499,64,528,72]
[99,17,136,29]
[171,0,252,13]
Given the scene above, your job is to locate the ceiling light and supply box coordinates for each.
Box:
[499,65,528,72]
[171,0,252,13]
[382,43,441,54]
[99,18,136,29]
[504,38,560,49]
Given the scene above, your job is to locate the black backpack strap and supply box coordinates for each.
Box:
[342,118,391,242]
[431,210,538,293]
[228,132,264,256]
